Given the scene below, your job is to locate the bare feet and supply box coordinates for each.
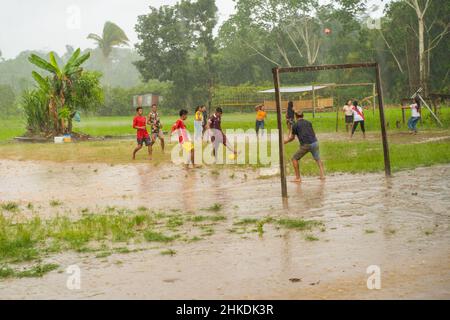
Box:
[291,178,302,183]
[319,176,326,180]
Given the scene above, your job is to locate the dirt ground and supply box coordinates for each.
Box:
[0,159,449,299]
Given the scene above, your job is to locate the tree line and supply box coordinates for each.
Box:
[0,0,448,120]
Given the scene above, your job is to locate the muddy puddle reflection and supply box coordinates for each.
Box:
[0,160,449,299]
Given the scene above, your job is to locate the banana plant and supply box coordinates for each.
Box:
[28,49,90,134]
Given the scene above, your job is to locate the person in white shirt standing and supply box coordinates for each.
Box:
[351,100,366,139]
[407,97,421,134]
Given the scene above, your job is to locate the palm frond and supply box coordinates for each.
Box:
[64,48,81,69]
[28,54,58,74]
[32,71,50,92]
[72,52,91,68]
[48,52,62,77]
[87,33,103,43]
[103,21,129,48]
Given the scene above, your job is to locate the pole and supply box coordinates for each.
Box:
[335,93,339,132]
[416,94,443,127]
[372,83,376,116]
[312,84,316,118]
[272,67,288,199]
[402,107,406,125]
[375,63,391,176]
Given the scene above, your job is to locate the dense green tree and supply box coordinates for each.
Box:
[134,0,218,110]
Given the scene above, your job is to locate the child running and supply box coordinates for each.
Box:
[255,104,267,136]
[132,106,152,160]
[351,100,366,138]
[171,109,195,167]
[407,97,421,134]
[284,111,325,183]
[147,104,165,156]
[207,107,238,159]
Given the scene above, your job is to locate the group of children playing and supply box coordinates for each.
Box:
[132,104,237,167]
[132,96,422,181]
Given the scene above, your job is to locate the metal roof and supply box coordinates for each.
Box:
[258,85,328,93]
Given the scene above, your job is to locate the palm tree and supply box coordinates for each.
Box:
[28,49,90,134]
[87,21,129,59]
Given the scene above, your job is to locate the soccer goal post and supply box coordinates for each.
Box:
[272,62,391,199]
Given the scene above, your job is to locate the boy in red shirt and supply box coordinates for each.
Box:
[171,109,195,167]
[132,106,152,160]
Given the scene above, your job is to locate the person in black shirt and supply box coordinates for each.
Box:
[284,111,325,183]
[286,101,295,133]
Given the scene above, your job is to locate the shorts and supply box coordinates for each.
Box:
[256,120,264,132]
[292,141,320,161]
[151,129,164,141]
[137,136,151,146]
[287,118,294,127]
[345,115,354,124]
[182,141,194,151]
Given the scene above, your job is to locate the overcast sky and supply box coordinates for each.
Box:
[0,0,389,59]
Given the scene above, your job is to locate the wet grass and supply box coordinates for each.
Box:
[277,218,324,231]
[0,202,19,212]
[143,231,177,243]
[1,108,449,175]
[160,249,177,256]
[49,200,63,207]
[305,235,319,241]
[203,203,223,212]
[0,263,59,279]
[1,133,448,175]
[0,204,324,278]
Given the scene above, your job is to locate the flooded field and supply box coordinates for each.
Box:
[0,159,449,299]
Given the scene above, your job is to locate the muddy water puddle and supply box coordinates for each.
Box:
[0,160,449,299]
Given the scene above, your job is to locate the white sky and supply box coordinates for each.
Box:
[0,0,389,59]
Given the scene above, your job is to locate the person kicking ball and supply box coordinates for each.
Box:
[132,106,152,160]
[171,109,197,168]
[284,111,325,183]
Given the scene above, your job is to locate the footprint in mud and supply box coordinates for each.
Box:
[163,278,180,283]
[289,278,302,283]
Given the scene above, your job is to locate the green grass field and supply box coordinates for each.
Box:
[1,107,449,142]
[0,108,449,175]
